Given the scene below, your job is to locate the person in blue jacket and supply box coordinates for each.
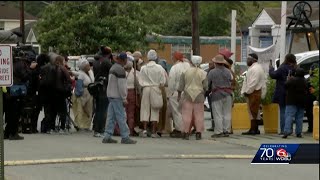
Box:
[269,54,297,135]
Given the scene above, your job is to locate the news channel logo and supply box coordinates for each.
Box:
[251,144,299,164]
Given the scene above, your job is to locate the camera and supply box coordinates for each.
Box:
[12,42,37,64]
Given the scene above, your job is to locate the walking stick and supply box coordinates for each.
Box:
[133,59,140,130]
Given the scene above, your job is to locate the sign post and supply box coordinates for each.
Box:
[0,45,13,180]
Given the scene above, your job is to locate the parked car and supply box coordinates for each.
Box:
[275,50,319,78]
[67,56,81,71]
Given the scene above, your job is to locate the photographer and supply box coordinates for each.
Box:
[4,46,37,140]
[92,46,113,137]
[47,55,72,134]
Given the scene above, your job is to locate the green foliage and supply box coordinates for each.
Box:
[261,77,276,105]
[233,64,246,103]
[310,68,319,100]
[36,2,151,55]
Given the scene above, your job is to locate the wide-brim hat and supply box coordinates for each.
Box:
[212,54,228,65]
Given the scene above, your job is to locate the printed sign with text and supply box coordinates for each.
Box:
[0,45,13,86]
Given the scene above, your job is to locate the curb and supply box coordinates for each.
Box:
[5,154,254,166]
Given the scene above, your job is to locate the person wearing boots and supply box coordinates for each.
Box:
[178,55,208,140]
[241,53,266,135]
[139,50,167,138]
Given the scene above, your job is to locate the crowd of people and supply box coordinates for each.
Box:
[2,45,317,144]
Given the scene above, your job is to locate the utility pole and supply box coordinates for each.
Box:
[279,1,287,65]
[191,1,200,55]
[20,1,25,44]
[231,10,237,71]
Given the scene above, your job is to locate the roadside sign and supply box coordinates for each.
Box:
[0,45,11,180]
[0,45,13,86]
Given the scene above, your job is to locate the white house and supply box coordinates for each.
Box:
[248,7,319,55]
[0,3,37,31]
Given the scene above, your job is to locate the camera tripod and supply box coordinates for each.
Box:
[55,97,79,132]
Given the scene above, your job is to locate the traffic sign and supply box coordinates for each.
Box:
[0,45,13,86]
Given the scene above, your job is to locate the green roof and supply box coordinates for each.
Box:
[146,35,241,45]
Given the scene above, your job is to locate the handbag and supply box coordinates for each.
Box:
[150,86,163,109]
[75,79,84,97]
[10,84,27,97]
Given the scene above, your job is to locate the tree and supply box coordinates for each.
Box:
[36,2,151,55]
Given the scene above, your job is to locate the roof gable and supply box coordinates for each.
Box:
[0,4,37,20]
[252,9,275,27]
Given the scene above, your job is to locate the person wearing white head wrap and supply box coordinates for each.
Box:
[127,55,134,62]
[147,49,157,61]
[72,57,95,131]
[191,55,202,67]
[78,57,90,71]
[178,55,208,140]
[139,49,167,138]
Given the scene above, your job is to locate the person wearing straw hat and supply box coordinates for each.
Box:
[208,55,233,138]
[178,55,208,140]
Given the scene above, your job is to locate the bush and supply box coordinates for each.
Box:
[233,64,246,103]
[310,68,319,101]
[261,77,276,105]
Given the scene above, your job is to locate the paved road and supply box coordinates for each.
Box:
[5,159,319,180]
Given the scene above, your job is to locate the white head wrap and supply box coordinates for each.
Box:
[147,50,157,61]
[78,57,89,70]
[127,55,134,62]
[124,61,133,69]
[191,55,202,67]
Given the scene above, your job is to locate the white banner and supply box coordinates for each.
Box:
[248,44,277,73]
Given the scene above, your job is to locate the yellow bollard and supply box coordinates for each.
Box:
[232,103,251,130]
[262,103,279,134]
[313,105,319,140]
[1,86,7,93]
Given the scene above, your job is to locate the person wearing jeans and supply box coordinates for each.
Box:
[102,52,136,144]
[269,53,297,134]
[282,68,307,138]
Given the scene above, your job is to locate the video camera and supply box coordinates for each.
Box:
[12,42,37,64]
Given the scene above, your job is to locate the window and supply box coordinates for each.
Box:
[259,36,273,48]
[171,44,192,60]
[0,21,4,30]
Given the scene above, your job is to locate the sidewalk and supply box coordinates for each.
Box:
[4,111,318,165]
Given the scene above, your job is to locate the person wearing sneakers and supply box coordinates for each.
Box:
[178,55,208,140]
[102,52,137,144]
[282,68,307,139]
[208,55,233,138]
[241,53,266,135]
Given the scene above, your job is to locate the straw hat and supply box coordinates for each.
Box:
[212,54,228,65]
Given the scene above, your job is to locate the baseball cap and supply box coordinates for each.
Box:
[117,52,127,61]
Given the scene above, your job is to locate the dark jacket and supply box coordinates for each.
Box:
[285,72,307,107]
[94,55,113,98]
[269,64,295,106]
